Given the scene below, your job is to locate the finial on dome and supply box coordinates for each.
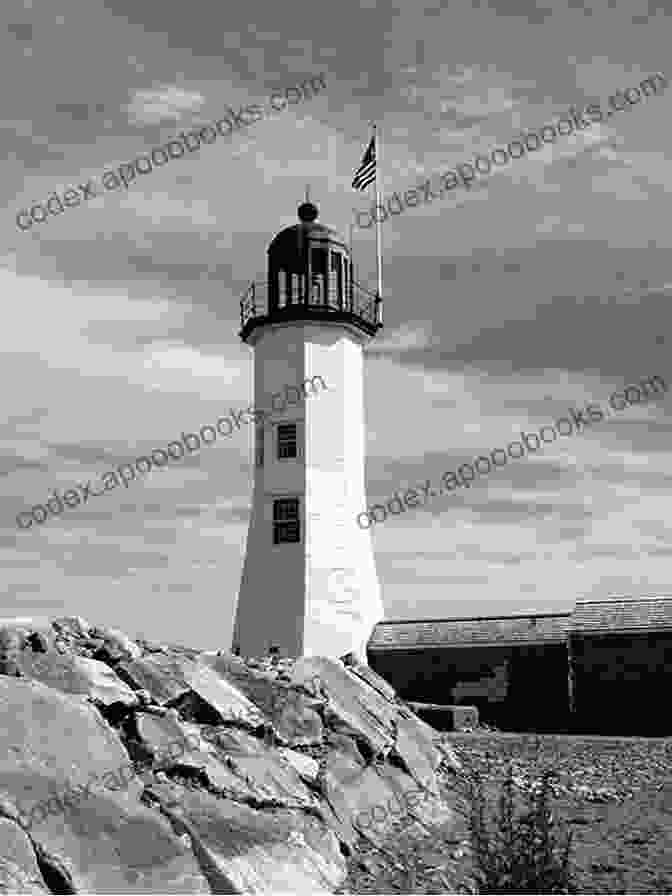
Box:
[298,201,318,223]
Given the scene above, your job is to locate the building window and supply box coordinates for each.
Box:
[273,498,300,544]
[277,423,297,460]
[255,426,264,467]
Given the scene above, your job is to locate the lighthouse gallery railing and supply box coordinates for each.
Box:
[240,280,382,333]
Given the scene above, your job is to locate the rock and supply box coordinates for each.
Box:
[117,655,192,705]
[157,725,288,803]
[180,660,266,727]
[135,713,194,762]
[51,616,91,638]
[202,654,324,744]
[348,661,398,702]
[0,629,25,652]
[136,688,154,706]
[0,678,210,893]
[0,817,50,893]
[324,753,393,845]
[0,617,52,637]
[0,617,462,894]
[15,651,137,707]
[25,632,49,653]
[91,625,142,662]
[204,728,319,807]
[148,782,346,894]
[136,638,165,653]
[292,657,399,757]
[393,711,442,790]
[74,657,138,706]
[273,689,324,746]
[0,678,139,814]
[376,762,456,832]
[36,785,210,892]
[0,628,24,678]
[278,748,320,783]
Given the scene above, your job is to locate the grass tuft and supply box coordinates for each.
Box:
[463,764,575,893]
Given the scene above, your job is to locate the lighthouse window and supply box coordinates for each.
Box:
[255,426,264,467]
[273,498,300,544]
[311,248,327,304]
[277,423,298,459]
[330,253,342,308]
[345,259,352,309]
[278,270,287,309]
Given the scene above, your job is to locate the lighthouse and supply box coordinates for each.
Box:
[232,200,385,660]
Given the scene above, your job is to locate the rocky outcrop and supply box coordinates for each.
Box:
[0,619,462,894]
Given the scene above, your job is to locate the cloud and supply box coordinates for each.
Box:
[127,85,205,126]
[366,323,435,356]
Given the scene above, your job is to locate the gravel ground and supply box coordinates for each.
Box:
[441,732,672,894]
[339,731,671,894]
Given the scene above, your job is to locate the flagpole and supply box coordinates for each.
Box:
[348,220,355,301]
[372,122,383,304]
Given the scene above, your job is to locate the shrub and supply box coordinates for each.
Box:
[464,765,574,893]
[341,752,575,893]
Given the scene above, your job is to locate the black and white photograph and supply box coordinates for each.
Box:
[1,0,670,892]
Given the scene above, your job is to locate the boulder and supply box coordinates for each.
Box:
[119,656,264,728]
[0,678,140,822]
[146,781,346,894]
[201,655,324,745]
[91,625,143,662]
[0,678,211,893]
[348,660,399,702]
[74,656,139,706]
[16,651,137,707]
[0,628,23,677]
[277,748,319,783]
[0,619,464,894]
[117,655,192,705]
[0,817,50,893]
[51,616,91,638]
[202,727,319,808]
[25,631,49,653]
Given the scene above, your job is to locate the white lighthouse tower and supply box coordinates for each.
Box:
[233,200,384,661]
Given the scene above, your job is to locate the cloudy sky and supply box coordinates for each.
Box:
[1,0,671,650]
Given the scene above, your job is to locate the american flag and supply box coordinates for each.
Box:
[351,136,376,191]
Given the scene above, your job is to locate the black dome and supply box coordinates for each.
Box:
[297,201,318,222]
[269,202,347,253]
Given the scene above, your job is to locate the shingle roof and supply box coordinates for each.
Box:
[367,613,572,651]
[571,595,672,635]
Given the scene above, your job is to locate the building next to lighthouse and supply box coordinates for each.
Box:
[232,200,384,661]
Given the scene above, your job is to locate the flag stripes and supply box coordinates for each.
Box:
[352,137,376,191]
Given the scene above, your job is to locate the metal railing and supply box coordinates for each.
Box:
[240,279,382,332]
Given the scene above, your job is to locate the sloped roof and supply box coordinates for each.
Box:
[368,613,572,651]
[571,595,672,635]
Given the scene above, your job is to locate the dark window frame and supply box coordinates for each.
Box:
[277,422,298,460]
[273,497,300,544]
[255,425,264,467]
